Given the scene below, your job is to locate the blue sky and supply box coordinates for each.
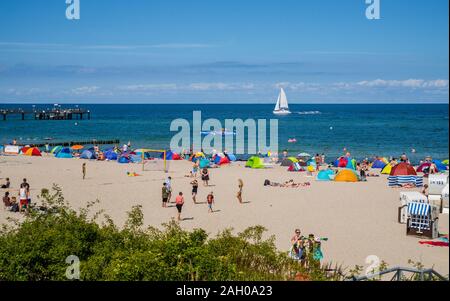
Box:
[0,0,448,103]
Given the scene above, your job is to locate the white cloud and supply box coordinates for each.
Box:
[356,79,449,89]
[71,86,100,95]
[118,84,179,91]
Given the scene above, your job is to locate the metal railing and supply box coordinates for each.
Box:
[347,266,448,281]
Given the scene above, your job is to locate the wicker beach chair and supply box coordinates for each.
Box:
[406,202,439,239]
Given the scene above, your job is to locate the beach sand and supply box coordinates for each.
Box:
[0,155,448,276]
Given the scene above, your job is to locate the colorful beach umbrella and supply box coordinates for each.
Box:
[71,145,84,150]
[442,159,449,165]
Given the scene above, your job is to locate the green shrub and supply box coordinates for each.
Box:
[0,185,336,281]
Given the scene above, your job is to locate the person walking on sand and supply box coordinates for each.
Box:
[237,179,243,204]
[161,182,169,208]
[201,168,210,186]
[82,163,86,180]
[207,192,214,213]
[165,176,172,202]
[175,192,184,221]
[190,179,198,204]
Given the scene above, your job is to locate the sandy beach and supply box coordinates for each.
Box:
[0,155,448,275]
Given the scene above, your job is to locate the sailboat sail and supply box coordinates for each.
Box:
[279,88,288,109]
[273,88,291,114]
[274,94,281,111]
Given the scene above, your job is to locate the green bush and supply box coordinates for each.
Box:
[0,185,336,281]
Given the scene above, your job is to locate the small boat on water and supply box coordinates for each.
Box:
[273,88,291,115]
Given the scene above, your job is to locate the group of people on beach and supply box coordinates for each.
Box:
[2,178,31,213]
[289,228,326,267]
[161,172,244,221]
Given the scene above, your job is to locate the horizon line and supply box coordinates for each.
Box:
[0,102,449,105]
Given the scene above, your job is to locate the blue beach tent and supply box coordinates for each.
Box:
[371,160,387,169]
[55,147,72,158]
[316,170,334,181]
[118,155,131,164]
[80,149,96,160]
[346,158,356,169]
[199,158,211,169]
[432,160,447,171]
[226,153,237,161]
[104,150,118,161]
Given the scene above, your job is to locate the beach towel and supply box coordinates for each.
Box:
[418,241,449,247]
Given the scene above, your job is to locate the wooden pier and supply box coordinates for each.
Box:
[29,139,120,148]
[0,107,90,121]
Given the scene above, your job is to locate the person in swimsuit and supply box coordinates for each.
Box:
[175,192,184,221]
[191,180,198,203]
[237,179,243,204]
[201,168,210,186]
[207,192,214,213]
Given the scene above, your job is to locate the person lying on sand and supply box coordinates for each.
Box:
[263,179,310,187]
[126,172,141,177]
[396,183,416,189]
[366,172,379,177]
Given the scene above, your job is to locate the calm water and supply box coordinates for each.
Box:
[0,104,448,163]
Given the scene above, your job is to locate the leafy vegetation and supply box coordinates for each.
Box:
[1,185,442,281]
[0,185,338,281]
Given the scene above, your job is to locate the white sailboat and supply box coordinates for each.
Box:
[273,88,291,115]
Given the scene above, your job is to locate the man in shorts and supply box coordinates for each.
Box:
[175,192,184,221]
[165,176,172,202]
[161,182,169,208]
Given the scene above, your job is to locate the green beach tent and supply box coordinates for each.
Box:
[50,145,62,154]
[245,156,265,169]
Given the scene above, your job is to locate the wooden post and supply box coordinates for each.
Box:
[2,113,6,121]
[21,113,25,120]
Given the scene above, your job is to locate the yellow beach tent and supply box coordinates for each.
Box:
[381,163,394,175]
[334,169,359,182]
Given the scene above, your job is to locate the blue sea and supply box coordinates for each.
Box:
[0,104,448,163]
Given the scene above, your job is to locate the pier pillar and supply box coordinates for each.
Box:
[21,113,25,120]
[2,114,5,121]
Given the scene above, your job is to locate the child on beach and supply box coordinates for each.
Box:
[207,192,214,213]
[161,183,169,208]
[190,180,198,203]
[201,168,210,186]
[82,163,86,180]
[175,192,184,221]
[237,179,243,204]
